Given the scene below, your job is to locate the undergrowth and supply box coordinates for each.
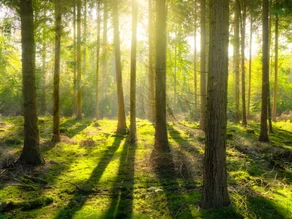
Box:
[0,117,291,218]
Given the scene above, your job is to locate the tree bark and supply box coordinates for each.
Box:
[73,0,77,116]
[194,3,197,121]
[101,0,108,107]
[259,0,270,142]
[76,0,82,119]
[234,0,240,123]
[41,9,47,115]
[18,0,44,165]
[202,0,230,209]
[200,0,207,131]
[112,1,127,132]
[241,0,247,126]
[247,13,252,119]
[128,0,138,143]
[148,0,155,122]
[95,1,101,120]
[52,0,62,144]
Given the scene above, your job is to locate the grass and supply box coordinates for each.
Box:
[0,117,291,218]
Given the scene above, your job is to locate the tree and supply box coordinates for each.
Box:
[200,0,207,130]
[128,0,138,143]
[52,0,62,144]
[153,0,169,156]
[112,1,127,132]
[241,0,247,126]
[18,0,44,165]
[194,2,198,121]
[95,0,101,120]
[73,0,77,116]
[76,0,82,119]
[247,12,253,119]
[234,0,240,123]
[202,0,230,208]
[259,0,270,142]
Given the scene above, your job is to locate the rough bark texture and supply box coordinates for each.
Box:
[241,0,247,126]
[76,0,82,119]
[272,0,279,122]
[18,0,44,165]
[154,0,169,154]
[148,0,155,122]
[95,1,101,120]
[234,0,240,123]
[128,0,138,144]
[259,0,270,142]
[200,0,207,131]
[113,2,127,132]
[52,0,62,144]
[202,0,230,209]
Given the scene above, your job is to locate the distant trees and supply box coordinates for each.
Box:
[202,0,230,208]
[18,0,44,165]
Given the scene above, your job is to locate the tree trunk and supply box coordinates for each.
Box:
[234,0,240,123]
[112,1,127,132]
[41,9,47,115]
[18,0,44,165]
[148,0,155,122]
[76,0,82,119]
[194,3,197,121]
[73,0,77,116]
[154,0,169,154]
[272,0,279,122]
[259,0,270,142]
[202,0,230,209]
[268,1,273,133]
[247,13,252,119]
[95,1,101,120]
[200,0,207,131]
[128,0,138,144]
[52,0,62,144]
[241,0,247,126]
[101,0,108,108]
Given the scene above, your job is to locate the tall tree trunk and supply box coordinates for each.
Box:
[52,0,62,144]
[259,0,270,142]
[41,9,47,115]
[268,1,273,133]
[148,0,155,122]
[202,0,230,208]
[174,30,177,112]
[83,0,87,84]
[112,1,127,132]
[272,0,279,122]
[234,0,240,123]
[153,0,170,154]
[18,0,44,165]
[247,13,252,119]
[241,0,247,126]
[76,0,82,119]
[73,1,77,116]
[194,3,197,121]
[101,0,108,108]
[129,0,138,143]
[200,0,207,131]
[95,1,101,120]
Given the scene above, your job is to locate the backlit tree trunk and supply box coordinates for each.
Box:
[234,0,240,123]
[194,3,197,121]
[241,0,247,126]
[41,9,47,115]
[202,0,230,208]
[76,0,82,119]
[112,1,127,132]
[18,0,44,165]
[247,13,252,119]
[95,1,101,120]
[73,0,77,116]
[259,0,270,142]
[129,0,138,143]
[52,0,62,144]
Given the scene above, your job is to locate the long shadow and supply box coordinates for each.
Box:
[60,118,92,138]
[102,142,137,218]
[153,151,194,218]
[55,136,123,219]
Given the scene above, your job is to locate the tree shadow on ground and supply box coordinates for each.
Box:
[55,136,123,219]
[60,118,92,138]
[102,142,137,218]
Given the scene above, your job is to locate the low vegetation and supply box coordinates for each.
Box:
[0,117,291,218]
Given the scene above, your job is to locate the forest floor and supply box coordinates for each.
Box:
[0,117,291,219]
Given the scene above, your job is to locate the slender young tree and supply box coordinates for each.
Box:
[18,0,44,165]
[73,0,77,116]
[202,0,230,208]
[241,0,247,126]
[194,2,197,121]
[112,1,127,132]
[200,0,207,130]
[234,0,240,123]
[52,0,62,144]
[153,0,170,155]
[128,0,138,143]
[95,0,101,120]
[272,0,279,121]
[259,0,270,142]
[76,0,82,119]
[101,0,108,102]
[247,13,253,119]
[41,8,47,115]
[148,0,155,122]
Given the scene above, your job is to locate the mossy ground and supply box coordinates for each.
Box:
[0,117,291,218]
